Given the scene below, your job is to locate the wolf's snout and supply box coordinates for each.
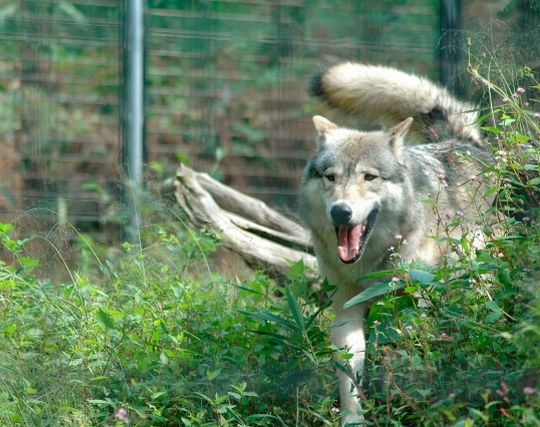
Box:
[330,203,352,225]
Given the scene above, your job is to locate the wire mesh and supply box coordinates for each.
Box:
[0,0,537,241]
[0,0,122,233]
[145,0,439,209]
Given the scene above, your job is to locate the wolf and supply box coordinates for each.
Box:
[299,62,492,425]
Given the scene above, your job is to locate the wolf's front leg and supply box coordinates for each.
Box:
[331,296,368,426]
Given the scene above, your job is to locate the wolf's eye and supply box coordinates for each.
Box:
[323,174,335,182]
[364,173,378,181]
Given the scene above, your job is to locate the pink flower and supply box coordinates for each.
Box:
[437,172,448,187]
[115,408,130,424]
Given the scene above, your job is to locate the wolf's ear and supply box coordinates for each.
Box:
[313,115,338,148]
[387,117,413,164]
[313,115,338,134]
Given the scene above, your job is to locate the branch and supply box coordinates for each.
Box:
[172,164,317,279]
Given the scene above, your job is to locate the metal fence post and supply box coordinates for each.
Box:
[122,0,145,241]
[439,0,462,94]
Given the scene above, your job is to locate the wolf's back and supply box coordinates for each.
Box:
[310,62,481,144]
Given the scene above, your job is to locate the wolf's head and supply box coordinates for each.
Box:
[300,115,414,264]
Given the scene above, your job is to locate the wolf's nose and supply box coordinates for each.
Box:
[330,203,352,225]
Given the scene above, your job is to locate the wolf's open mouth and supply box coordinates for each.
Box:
[335,208,379,264]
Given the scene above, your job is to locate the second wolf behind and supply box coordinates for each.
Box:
[300,62,493,426]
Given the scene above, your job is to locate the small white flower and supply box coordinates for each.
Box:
[523,386,535,396]
[516,87,526,94]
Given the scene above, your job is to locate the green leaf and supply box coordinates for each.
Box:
[26,328,43,340]
[19,256,40,271]
[486,311,501,323]
[215,146,226,162]
[485,301,501,312]
[88,399,113,406]
[175,151,191,164]
[0,223,13,234]
[240,310,297,331]
[96,308,115,330]
[480,126,501,135]
[344,281,406,309]
[207,369,221,381]
[0,279,16,290]
[409,269,435,285]
[356,269,404,282]
[500,118,515,126]
[417,388,432,398]
[286,259,305,280]
[513,134,530,143]
[337,351,353,361]
[285,285,305,333]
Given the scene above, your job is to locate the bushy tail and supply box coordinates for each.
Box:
[310,62,482,145]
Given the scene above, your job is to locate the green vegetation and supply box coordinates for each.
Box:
[0,70,539,425]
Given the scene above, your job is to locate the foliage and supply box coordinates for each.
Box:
[1,63,540,424]
[0,224,339,426]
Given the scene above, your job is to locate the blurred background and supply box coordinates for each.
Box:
[0,0,538,245]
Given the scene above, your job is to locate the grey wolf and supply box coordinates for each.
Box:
[300,62,491,425]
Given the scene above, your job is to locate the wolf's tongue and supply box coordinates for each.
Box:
[337,224,362,263]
